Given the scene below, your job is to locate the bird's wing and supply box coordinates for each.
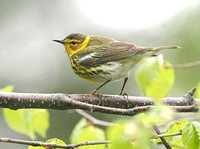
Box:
[77,41,146,67]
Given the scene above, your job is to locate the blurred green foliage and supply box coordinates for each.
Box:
[135,55,174,100]
[0,1,200,149]
[3,109,49,140]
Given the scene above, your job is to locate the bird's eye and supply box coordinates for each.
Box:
[71,41,77,45]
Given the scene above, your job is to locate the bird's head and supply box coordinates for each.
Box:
[53,33,91,56]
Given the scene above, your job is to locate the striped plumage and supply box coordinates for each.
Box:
[54,33,180,94]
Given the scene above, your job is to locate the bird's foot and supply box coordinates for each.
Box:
[119,92,128,98]
[91,90,103,97]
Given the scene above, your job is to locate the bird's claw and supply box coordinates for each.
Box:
[119,92,128,98]
[91,90,103,97]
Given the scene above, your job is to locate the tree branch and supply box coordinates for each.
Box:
[75,109,114,126]
[153,125,171,149]
[169,60,200,69]
[0,137,110,148]
[155,131,182,139]
[0,131,183,148]
[0,88,198,116]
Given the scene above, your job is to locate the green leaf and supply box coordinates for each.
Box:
[135,55,174,100]
[195,83,200,98]
[107,120,134,149]
[28,138,66,149]
[192,121,200,142]
[182,123,199,149]
[156,120,188,148]
[3,109,49,139]
[28,146,44,149]
[107,119,151,149]
[46,138,66,145]
[70,118,87,143]
[70,118,105,149]
[163,120,188,139]
[140,105,175,126]
[0,85,14,92]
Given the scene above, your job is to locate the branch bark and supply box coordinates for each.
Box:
[153,125,171,149]
[75,109,114,126]
[0,88,198,116]
[169,60,200,69]
[0,137,110,148]
[0,131,182,148]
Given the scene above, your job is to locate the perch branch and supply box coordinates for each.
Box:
[0,88,198,116]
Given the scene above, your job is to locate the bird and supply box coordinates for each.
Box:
[53,33,180,95]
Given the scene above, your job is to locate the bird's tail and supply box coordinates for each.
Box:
[135,45,181,57]
[151,46,181,51]
[137,45,181,54]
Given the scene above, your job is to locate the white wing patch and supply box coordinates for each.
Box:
[79,54,92,62]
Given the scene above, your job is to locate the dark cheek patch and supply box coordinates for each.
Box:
[70,44,82,50]
[70,45,76,50]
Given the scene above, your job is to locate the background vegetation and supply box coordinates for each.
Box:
[0,0,200,148]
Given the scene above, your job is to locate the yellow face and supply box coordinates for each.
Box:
[63,36,91,57]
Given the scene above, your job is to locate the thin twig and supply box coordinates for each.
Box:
[153,125,172,149]
[155,131,182,139]
[75,109,114,126]
[0,137,110,149]
[167,60,200,69]
[0,131,183,148]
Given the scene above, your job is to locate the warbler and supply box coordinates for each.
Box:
[53,33,179,95]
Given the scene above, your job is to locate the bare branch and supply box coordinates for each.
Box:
[173,60,200,69]
[0,130,183,148]
[155,131,182,139]
[0,88,198,116]
[75,109,114,126]
[153,125,172,149]
[0,137,110,148]
[166,60,200,69]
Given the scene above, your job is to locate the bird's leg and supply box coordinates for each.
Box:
[119,77,128,96]
[91,79,112,95]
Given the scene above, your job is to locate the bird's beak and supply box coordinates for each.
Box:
[53,40,68,44]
